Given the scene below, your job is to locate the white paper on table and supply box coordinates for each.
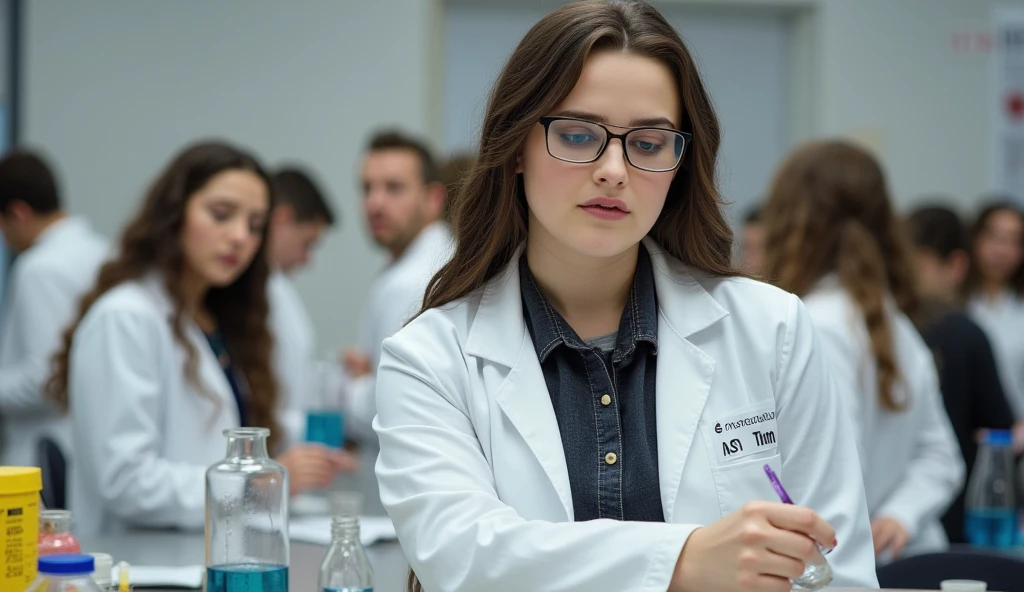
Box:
[289,515,396,547]
[111,564,205,589]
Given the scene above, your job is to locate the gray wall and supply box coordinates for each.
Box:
[444,3,792,224]
[20,0,1007,346]
[24,0,439,348]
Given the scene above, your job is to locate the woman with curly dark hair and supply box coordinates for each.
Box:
[762,140,963,561]
[47,140,355,535]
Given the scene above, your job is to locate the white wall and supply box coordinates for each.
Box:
[444,2,793,223]
[813,0,998,212]
[19,0,1008,346]
[23,0,439,348]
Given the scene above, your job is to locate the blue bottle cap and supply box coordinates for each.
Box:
[984,429,1013,446]
[38,554,95,575]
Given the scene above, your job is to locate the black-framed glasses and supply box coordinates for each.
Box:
[539,116,691,173]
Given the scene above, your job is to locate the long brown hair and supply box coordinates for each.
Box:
[420,0,735,318]
[46,141,282,449]
[762,140,917,411]
[965,200,1024,297]
[408,1,730,589]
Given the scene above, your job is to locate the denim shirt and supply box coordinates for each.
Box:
[519,245,664,522]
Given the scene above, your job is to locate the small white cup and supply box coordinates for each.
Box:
[940,579,987,592]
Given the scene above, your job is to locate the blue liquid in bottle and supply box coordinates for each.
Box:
[965,507,1017,548]
[207,563,289,592]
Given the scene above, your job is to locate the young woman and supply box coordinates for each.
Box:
[373,2,876,591]
[906,205,1014,544]
[966,201,1024,420]
[47,141,355,535]
[762,141,964,561]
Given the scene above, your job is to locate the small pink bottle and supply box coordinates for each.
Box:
[38,509,81,556]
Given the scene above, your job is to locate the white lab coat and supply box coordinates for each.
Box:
[68,275,241,535]
[0,217,108,467]
[373,239,878,592]
[804,277,965,558]
[968,290,1024,419]
[267,270,316,411]
[349,221,454,427]
[267,270,348,444]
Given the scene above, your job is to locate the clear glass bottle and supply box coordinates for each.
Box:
[38,509,81,556]
[318,492,374,592]
[965,429,1016,548]
[205,428,290,592]
[791,545,832,590]
[28,554,104,592]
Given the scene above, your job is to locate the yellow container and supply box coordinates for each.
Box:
[0,467,42,592]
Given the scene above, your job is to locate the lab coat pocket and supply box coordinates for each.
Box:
[711,453,782,517]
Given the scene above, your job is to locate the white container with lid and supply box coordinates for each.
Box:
[88,553,113,588]
[29,554,104,592]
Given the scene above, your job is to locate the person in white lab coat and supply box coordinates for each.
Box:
[44,142,355,535]
[761,140,965,561]
[343,130,453,428]
[266,167,337,413]
[965,201,1024,421]
[0,150,108,467]
[373,3,878,591]
[739,205,766,277]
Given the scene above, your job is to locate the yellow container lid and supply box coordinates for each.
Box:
[0,467,42,494]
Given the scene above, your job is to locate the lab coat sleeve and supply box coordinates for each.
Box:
[804,305,869,466]
[776,296,878,587]
[873,351,964,539]
[69,304,206,531]
[350,276,425,428]
[0,265,71,414]
[363,275,426,367]
[374,332,694,592]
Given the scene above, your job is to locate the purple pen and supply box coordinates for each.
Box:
[763,464,835,555]
[763,464,793,504]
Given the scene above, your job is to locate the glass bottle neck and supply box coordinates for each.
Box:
[224,433,270,460]
[40,511,71,534]
[331,515,361,543]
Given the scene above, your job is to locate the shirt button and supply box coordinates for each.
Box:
[600,394,612,406]
[605,452,617,465]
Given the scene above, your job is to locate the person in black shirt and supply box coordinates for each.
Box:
[907,204,1015,543]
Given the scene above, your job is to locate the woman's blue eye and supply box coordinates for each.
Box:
[560,133,597,145]
[631,139,662,153]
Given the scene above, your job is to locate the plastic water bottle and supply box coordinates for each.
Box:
[318,492,374,592]
[965,429,1017,548]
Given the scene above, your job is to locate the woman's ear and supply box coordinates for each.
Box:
[515,152,524,174]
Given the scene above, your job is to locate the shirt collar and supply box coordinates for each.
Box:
[520,243,659,363]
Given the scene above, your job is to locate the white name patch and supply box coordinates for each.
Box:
[712,402,779,463]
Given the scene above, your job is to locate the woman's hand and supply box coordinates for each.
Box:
[870,517,909,559]
[671,501,835,592]
[276,444,359,496]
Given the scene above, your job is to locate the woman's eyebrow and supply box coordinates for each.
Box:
[553,109,677,129]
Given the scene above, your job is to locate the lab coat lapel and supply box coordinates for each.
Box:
[141,274,240,424]
[645,239,728,522]
[465,252,575,520]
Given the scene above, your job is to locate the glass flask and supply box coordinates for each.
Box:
[205,428,290,592]
[37,510,81,556]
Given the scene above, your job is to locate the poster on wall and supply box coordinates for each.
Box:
[993,6,1024,201]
